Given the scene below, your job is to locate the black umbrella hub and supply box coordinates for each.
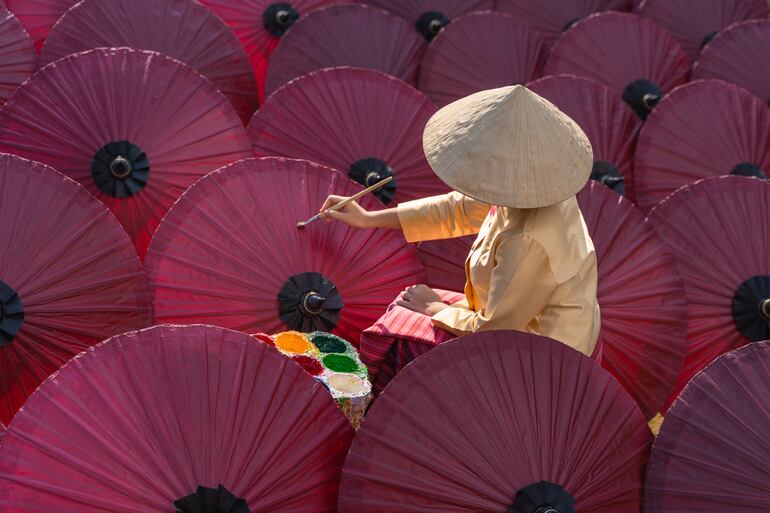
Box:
[509,482,576,513]
[416,11,450,41]
[175,485,250,513]
[91,140,150,198]
[732,275,770,342]
[591,160,625,196]
[264,3,300,37]
[0,280,24,346]
[622,79,662,121]
[278,272,343,332]
[701,31,718,49]
[348,157,398,204]
[731,162,767,180]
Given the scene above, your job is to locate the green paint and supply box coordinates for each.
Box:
[323,354,359,373]
[310,332,348,354]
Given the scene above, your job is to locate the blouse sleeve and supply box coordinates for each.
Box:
[396,191,491,243]
[431,234,558,335]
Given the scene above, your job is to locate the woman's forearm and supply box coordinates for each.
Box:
[364,208,402,230]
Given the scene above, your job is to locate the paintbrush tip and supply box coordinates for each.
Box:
[296,222,305,229]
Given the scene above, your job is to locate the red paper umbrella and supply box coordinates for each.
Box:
[197,0,347,103]
[146,158,426,344]
[264,4,425,96]
[0,48,253,259]
[692,19,770,104]
[0,324,355,513]
[647,176,770,400]
[4,0,75,51]
[418,12,548,108]
[528,74,642,199]
[0,153,151,424]
[576,182,688,418]
[634,80,770,213]
[38,0,258,123]
[496,0,629,46]
[544,12,691,121]
[361,0,494,41]
[416,235,475,292]
[249,67,447,204]
[645,342,770,513]
[340,331,652,512]
[637,0,768,60]
[0,6,35,104]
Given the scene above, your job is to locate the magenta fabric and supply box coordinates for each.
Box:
[418,12,548,107]
[496,0,629,46]
[644,341,770,512]
[5,0,76,51]
[249,67,447,204]
[358,289,464,394]
[362,0,494,27]
[0,5,35,104]
[577,182,687,418]
[544,12,690,101]
[693,19,770,104]
[638,0,768,59]
[528,74,642,201]
[340,331,652,512]
[0,325,355,513]
[39,0,258,123]
[634,79,770,212]
[198,0,347,103]
[146,157,426,345]
[0,154,151,425]
[264,4,425,95]
[647,176,770,402]
[416,236,476,292]
[0,48,253,259]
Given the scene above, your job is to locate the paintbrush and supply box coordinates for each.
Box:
[296,176,394,229]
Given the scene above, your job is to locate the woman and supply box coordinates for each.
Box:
[322,85,600,357]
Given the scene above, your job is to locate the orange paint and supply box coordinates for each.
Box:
[275,331,313,355]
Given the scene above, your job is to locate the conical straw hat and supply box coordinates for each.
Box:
[423,85,593,208]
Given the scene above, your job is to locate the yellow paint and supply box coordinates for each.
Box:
[275,331,313,355]
[328,373,366,395]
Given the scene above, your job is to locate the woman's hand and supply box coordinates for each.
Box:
[397,285,450,316]
[319,195,403,230]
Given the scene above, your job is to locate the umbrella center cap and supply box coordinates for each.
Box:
[264,3,300,37]
[509,481,576,513]
[591,160,625,195]
[416,11,449,41]
[174,484,250,513]
[732,275,770,341]
[622,79,662,121]
[731,162,767,179]
[91,140,150,198]
[0,280,24,346]
[349,158,398,204]
[701,31,718,49]
[278,272,343,332]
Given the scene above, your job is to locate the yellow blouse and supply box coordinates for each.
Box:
[397,191,600,356]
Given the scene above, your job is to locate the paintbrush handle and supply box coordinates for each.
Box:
[324,175,394,214]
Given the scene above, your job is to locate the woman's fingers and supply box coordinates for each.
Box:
[320,195,347,212]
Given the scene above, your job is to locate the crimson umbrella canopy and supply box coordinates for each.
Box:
[692,19,770,105]
[38,0,259,123]
[0,324,355,513]
[418,11,548,108]
[4,0,75,51]
[644,341,770,513]
[637,0,768,60]
[496,0,629,46]
[197,0,348,103]
[647,176,770,401]
[416,235,476,292]
[528,74,642,199]
[146,157,426,345]
[576,182,688,419]
[0,48,253,259]
[0,6,35,104]
[361,0,494,41]
[0,153,152,425]
[340,331,652,513]
[249,67,448,205]
[264,4,426,96]
[544,12,691,121]
[634,80,770,213]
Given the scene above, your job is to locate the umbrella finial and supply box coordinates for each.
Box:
[591,161,625,195]
[91,140,150,199]
[509,481,576,513]
[263,3,300,37]
[732,275,770,341]
[175,484,250,513]
[416,11,449,41]
[0,281,24,346]
[731,162,767,179]
[278,272,343,332]
[622,79,663,121]
[348,158,398,204]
